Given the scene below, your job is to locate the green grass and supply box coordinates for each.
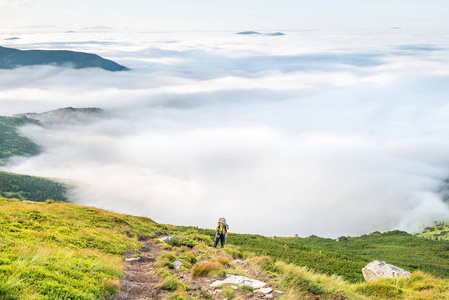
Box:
[2,197,449,299]
[220,288,235,298]
[284,231,449,281]
[194,228,449,283]
[0,197,167,299]
[264,260,449,300]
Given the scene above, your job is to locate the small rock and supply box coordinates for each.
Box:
[362,260,411,281]
[265,294,274,299]
[172,259,183,269]
[274,290,284,294]
[231,286,238,290]
[257,288,273,294]
[125,257,140,262]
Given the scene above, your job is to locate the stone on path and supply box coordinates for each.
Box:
[125,257,140,262]
[172,259,183,269]
[256,287,273,294]
[362,261,411,281]
[211,275,267,289]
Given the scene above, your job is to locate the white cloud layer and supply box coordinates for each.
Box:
[2,29,449,237]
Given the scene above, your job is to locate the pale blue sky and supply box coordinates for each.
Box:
[1,0,449,31]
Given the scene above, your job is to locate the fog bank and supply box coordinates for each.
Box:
[2,29,449,237]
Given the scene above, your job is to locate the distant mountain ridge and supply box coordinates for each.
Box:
[0,45,129,71]
[236,31,285,36]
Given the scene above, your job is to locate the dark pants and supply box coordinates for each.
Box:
[214,233,226,248]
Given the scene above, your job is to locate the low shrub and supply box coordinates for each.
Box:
[159,252,177,261]
[191,261,224,277]
[199,290,213,299]
[167,292,186,300]
[281,268,325,296]
[217,256,231,266]
[184,252,197,264]
[224,247,244,259]
[0,276,23,299]
[103,278,120,294]
[238,285,254,292]
[356,280,404,299]
[156,251,177,269]
[162,276,180,291]
[252,256,277,273]
[221,288,235,298]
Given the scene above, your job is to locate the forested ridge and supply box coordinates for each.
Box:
[0,114,69,202]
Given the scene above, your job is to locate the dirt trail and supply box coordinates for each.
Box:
[111,240,167,300]
[112,240,283,300]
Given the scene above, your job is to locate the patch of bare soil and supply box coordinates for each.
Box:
[111,240,168,300]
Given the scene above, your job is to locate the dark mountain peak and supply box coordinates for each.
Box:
[236,31,261,35]
[0,45,129,71]
[266,32,285,36]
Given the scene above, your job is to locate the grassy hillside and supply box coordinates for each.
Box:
[195,229,449,284]
[0,115,40,165]
[1,198,449,300]
[0,197,168,299]
[0,171,68,202]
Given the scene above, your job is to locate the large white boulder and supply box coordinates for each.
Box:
[211,275,267,288]
[362,260,411,281]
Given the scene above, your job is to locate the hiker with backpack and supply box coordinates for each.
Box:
[213,217,228,248]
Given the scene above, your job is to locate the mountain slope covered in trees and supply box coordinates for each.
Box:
[0,46,129,71]
[0,113,69,202]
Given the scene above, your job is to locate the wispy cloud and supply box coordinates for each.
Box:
[0,0,30,7]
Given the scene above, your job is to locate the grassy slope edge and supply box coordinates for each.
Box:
[1,198,449,299]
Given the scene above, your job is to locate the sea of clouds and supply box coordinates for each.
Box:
[1,28,449,237]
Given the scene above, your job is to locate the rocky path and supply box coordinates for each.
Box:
[111,240,167,300]
[112,238,283,300]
